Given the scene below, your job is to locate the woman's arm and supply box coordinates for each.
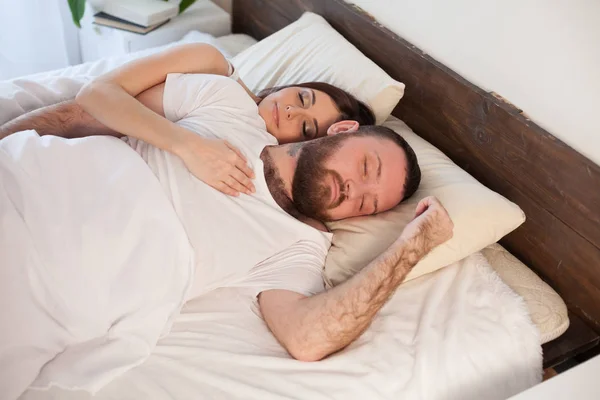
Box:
[76,43,256,195]
[75,43,229,149]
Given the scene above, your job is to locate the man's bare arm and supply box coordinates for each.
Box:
[0,83,165,141]
[0,100,114,140]
[259,197,453,361]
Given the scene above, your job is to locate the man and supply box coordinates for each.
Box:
[0,73,453,366]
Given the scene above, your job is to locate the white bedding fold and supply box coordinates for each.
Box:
[21,252,542,400]
[0,131,194,399]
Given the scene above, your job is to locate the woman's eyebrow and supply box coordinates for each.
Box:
[311,89,316,106]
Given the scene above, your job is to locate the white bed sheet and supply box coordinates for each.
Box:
[2,33,542,400]
[20,253,542,400]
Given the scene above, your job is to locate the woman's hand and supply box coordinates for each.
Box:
[174,130,256,196]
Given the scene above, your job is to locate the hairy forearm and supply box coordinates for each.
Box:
[0,100,119,140]
[269,237,425,361]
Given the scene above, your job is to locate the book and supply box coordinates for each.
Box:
[102,0,178,27]
[93,12,170,35]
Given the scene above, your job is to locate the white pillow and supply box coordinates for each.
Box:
[324,116,526,286]
[232,12,405,124]
[482,243,569,344]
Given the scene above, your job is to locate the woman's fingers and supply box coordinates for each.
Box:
[225,175,251,195]
[215,182,239,197]
[235,160,255,181]
[230,168,255,193]
[225,140,247,162]
[225,141,255,179]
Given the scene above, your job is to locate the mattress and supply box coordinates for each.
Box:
[483,243,569,344]
[2,32,547,400]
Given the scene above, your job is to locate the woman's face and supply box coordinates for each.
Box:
[258,87,341,144]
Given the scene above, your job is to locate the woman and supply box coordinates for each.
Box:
[76,43,375,196]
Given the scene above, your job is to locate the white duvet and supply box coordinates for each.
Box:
[0,131,195,399]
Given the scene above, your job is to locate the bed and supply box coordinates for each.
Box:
[3,0,598,398]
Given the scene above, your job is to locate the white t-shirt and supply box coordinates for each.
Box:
[126,73,332,300]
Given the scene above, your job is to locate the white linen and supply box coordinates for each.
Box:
[232,12,405,124]
[21,252,542,400]
[137,72,331,299]
[0,31,257,126]
[0,131,194,399]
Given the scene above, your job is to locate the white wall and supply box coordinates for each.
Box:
[0,0,80,80]
[347,0,600,165]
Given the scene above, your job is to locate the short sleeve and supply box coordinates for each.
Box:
[227,60,240,81]
[162,73,244,122]
[232,241,327,297]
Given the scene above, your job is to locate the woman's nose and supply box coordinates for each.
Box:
[285,105,300,119]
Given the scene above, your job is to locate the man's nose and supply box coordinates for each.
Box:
[344,180,377,199]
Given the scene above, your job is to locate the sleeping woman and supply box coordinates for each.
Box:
[0,43,375,196]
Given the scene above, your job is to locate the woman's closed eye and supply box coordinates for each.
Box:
[302,121,316,139]
[298,92,306,107]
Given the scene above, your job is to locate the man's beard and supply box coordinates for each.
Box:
[292,137,346,222]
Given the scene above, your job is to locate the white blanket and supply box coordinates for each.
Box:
[0,131,195,399]
[20,253,542,400]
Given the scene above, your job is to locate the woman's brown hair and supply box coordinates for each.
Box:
[258,82,376,126]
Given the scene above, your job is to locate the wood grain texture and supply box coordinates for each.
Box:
[232,0,600,331]
[542,312,599,369]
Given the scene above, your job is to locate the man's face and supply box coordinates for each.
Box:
[292,135,407,221]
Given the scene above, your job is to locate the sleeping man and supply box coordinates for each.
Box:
[0,72,453,397]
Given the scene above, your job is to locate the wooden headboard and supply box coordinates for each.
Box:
[231,0,600,333]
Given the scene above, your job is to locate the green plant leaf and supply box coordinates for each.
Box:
[67,0,86,28]
[179,0,197,14]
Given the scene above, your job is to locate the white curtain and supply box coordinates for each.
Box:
[0,0,81,80]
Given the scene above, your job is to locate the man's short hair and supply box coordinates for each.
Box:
[351,125,421,202]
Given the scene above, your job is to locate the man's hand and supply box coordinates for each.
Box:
[398,196,454,258]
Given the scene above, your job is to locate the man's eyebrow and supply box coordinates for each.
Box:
[314,118,319,137]
[311,89,316,106]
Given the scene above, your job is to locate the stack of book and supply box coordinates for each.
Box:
[93,0,179,35]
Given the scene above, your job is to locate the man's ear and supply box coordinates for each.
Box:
[327,120,360,136]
